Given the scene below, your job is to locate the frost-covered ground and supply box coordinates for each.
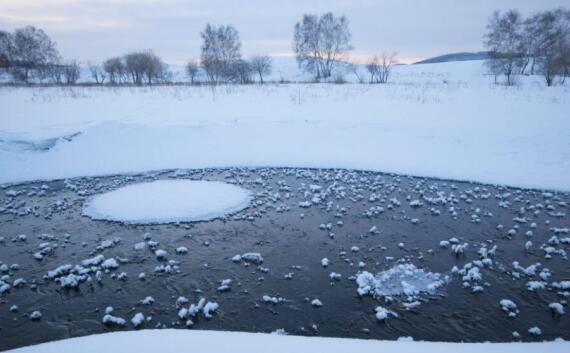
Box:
[1,60,569,190]
[5,329,568,353]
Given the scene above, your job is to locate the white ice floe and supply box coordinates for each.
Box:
[83,180,251,224]
[356,264,447,300]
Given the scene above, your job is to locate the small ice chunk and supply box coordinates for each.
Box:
[202,302,219,318]
[131,313,145,328]
[549,302,565,315]
[155,249,168,260]
[29,311,42,321]
[375,306,398,321]
[81,254,105,267]
[102,314,126,326]
[217,279,232,291]
[176,247,188,255]
[500,299,519,317]
[142,296,155,305]
[101,258,119,270]
[528,326,542,336]
[241,253,263,264]
[329,272,342,281]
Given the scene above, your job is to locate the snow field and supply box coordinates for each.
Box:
[4,329,568,353]
[1,60,569,190]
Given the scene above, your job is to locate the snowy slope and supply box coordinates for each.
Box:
[4,329,568,353]
[0,60,569,190]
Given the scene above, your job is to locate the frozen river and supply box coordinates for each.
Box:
[0,168,568,350]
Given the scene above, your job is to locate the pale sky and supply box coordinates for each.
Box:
[0,0,568,64]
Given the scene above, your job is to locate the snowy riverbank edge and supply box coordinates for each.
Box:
[2,61,569,190]
[4,330,569,353]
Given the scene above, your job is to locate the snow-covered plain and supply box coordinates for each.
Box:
[1,60,569,190]
[4,330,567,353]
[82,180,251,224]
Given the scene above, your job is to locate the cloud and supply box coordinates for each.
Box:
[0,13,126,30]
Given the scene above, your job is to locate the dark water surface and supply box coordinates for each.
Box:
[0,168,568,350]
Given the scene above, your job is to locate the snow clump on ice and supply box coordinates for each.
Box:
[356,263,447,300]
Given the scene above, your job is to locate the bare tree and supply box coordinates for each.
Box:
[143,52,167,85]
[3,26,61,83]
[379,52,397,83]
[103,57,125,84]
[561,10,570,83]
[200,24,242,83]
[346,62,364,83]
[122,50,167,85]
[523,13,542,75]
[250,55,272,83]
[124,52,146,85]
[45,64,64,84]
[89,63,106,84]
[229,59,254,84]
[186,59,199,84]
[366,53,396,84]
[366,57,380,83]
[293,12,352,80]
[0,30,10,71]
[62,61,81,85]
[529,9,570,86]
[484,10,526,86]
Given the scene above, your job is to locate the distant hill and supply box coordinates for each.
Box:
[414,52,489,65]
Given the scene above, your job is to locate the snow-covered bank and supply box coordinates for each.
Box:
[5,330,568,353]
[1,61,568,190]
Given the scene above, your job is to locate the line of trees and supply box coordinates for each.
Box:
[5,8,567,87]
[0,13,395,86]
[96,51,169,85]
[194,24,274,84]
[484,8,570,86]
[0,26,81,84]
[0,12,392,86]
